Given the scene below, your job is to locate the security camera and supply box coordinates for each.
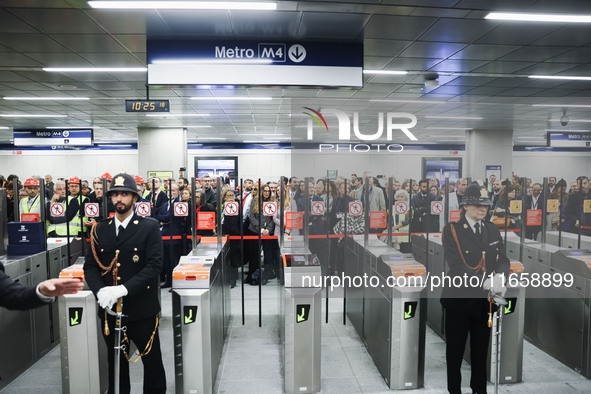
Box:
[560,111,569,127]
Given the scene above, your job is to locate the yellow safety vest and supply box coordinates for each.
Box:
[20,195,41,217]
[54,195,88,236]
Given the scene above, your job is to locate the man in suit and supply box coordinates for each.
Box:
[1,270,82,310]
[441,183,510,394]
[353,172,386,213]
[145,176,168,218]
[84,173,166,394]
[524,183,544,240]
[411,179,439,232]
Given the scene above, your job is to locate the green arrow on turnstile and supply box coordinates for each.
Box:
[297,307,305,323]
[404,305,412,319]
[70,311,79,326]
[184,308,193,324]
[505,300,512,315]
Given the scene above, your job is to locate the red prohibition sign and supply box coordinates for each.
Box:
[85,203,99,217]
[263,202,277,216]
[136,202,150,216]
[311,201,325,215]
[51,203,64,217]
[224,202,238,216]
[394,201,408,215]
[349,201,362,216]
[174,202,188,216]
[431,201,444,215]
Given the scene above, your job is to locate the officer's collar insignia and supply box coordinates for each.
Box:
[480,189,488,198]
[133,220,139,225]
[133,255,139,263]
[463,224,468,229]
[114,176,125,187]
[109,220,113,225]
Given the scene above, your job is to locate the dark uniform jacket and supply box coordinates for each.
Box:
[441,216,510,314]
[84,214,163,322]
[0,268,46,310]
[411,191,439,232]
[145,190,168,218]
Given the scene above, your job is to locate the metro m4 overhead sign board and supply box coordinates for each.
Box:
[147,40,363,87]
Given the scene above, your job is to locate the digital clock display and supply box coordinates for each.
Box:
[125,100,170,112]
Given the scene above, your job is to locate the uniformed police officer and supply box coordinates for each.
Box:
[441,183,510,394]
[84,173,166,394]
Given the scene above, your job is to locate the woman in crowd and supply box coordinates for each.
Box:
[195,189,215,239]
[247,184,276,284]
[548,179,567,231]
[393,190,412,253]
[221,189,241,288]
[430,185,442,201]
[492,184,521,229]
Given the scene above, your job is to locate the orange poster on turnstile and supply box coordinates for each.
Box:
[197,212,216,230]
[370,211,387,228]
[526,209,542,226]
[285,211,303,230]
[449,210,461,223]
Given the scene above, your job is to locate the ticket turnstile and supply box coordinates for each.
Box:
[534,249,591,378]
[346,235,427,390]
[281,240,322,394]
[546,231,591,250]
[58,264,108,394]
[172,247,229,394]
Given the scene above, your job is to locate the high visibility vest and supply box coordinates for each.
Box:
[394,211,410,243]
[54,195,87,236]
[20,195,41,216]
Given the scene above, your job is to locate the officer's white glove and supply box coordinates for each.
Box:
[97,285,128,310]
[483,274,507,297]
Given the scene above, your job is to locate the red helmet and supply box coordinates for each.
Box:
[68,176,80,184]
[134,175,144,184]
[101,172,113,181]
[24,178,39,187]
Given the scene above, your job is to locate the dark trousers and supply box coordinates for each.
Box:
[101,315,166,394]
[163,243,182,287]
[444,309,490,394]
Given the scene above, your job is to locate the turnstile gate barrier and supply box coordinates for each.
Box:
[172,249,229,394]
[281,243,322,394]
[58,264,108,394]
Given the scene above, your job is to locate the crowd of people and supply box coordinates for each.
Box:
[1,171,590,286]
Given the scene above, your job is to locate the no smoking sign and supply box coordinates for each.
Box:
[174,202,188,217]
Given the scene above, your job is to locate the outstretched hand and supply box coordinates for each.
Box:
[38,278,84,297]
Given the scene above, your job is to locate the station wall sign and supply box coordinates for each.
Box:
[547,132,591,148]
[147,40,363,87]
[14,129,93,146]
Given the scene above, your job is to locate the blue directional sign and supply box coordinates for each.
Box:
[147,40,363,87]
[14,129,93,146]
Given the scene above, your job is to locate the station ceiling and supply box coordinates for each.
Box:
[1,1,591,146]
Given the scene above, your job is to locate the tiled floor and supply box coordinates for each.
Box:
[2,277,591,393]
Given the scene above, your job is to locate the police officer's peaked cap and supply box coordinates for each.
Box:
[460,183,492,206]
[107,173,139,197]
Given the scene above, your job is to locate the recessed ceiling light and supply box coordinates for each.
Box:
[0,126,10,129]
[243,140,280,143]
[46,126,93,129]
[198,137,227,140]
[146,113,210,117]
[3,96,90,101]
[0,114,67,118]
[157,125,211,128]
[152,59,273,65]
[190,96,272,101]
[424,116,483,120]
[88,1,277,10]
[529,75,591,81]
[549,118,591,123]
[43,67,147,72]
[370,99,447,104]
[363,70,408,75]
[533,104,591,108]
[485,12,591,23]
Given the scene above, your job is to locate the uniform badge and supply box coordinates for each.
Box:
[133,220,139,225]
[463,224,468,229]
[133,254,139,263]
[480,188,488,198]
[114,176,125,187]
